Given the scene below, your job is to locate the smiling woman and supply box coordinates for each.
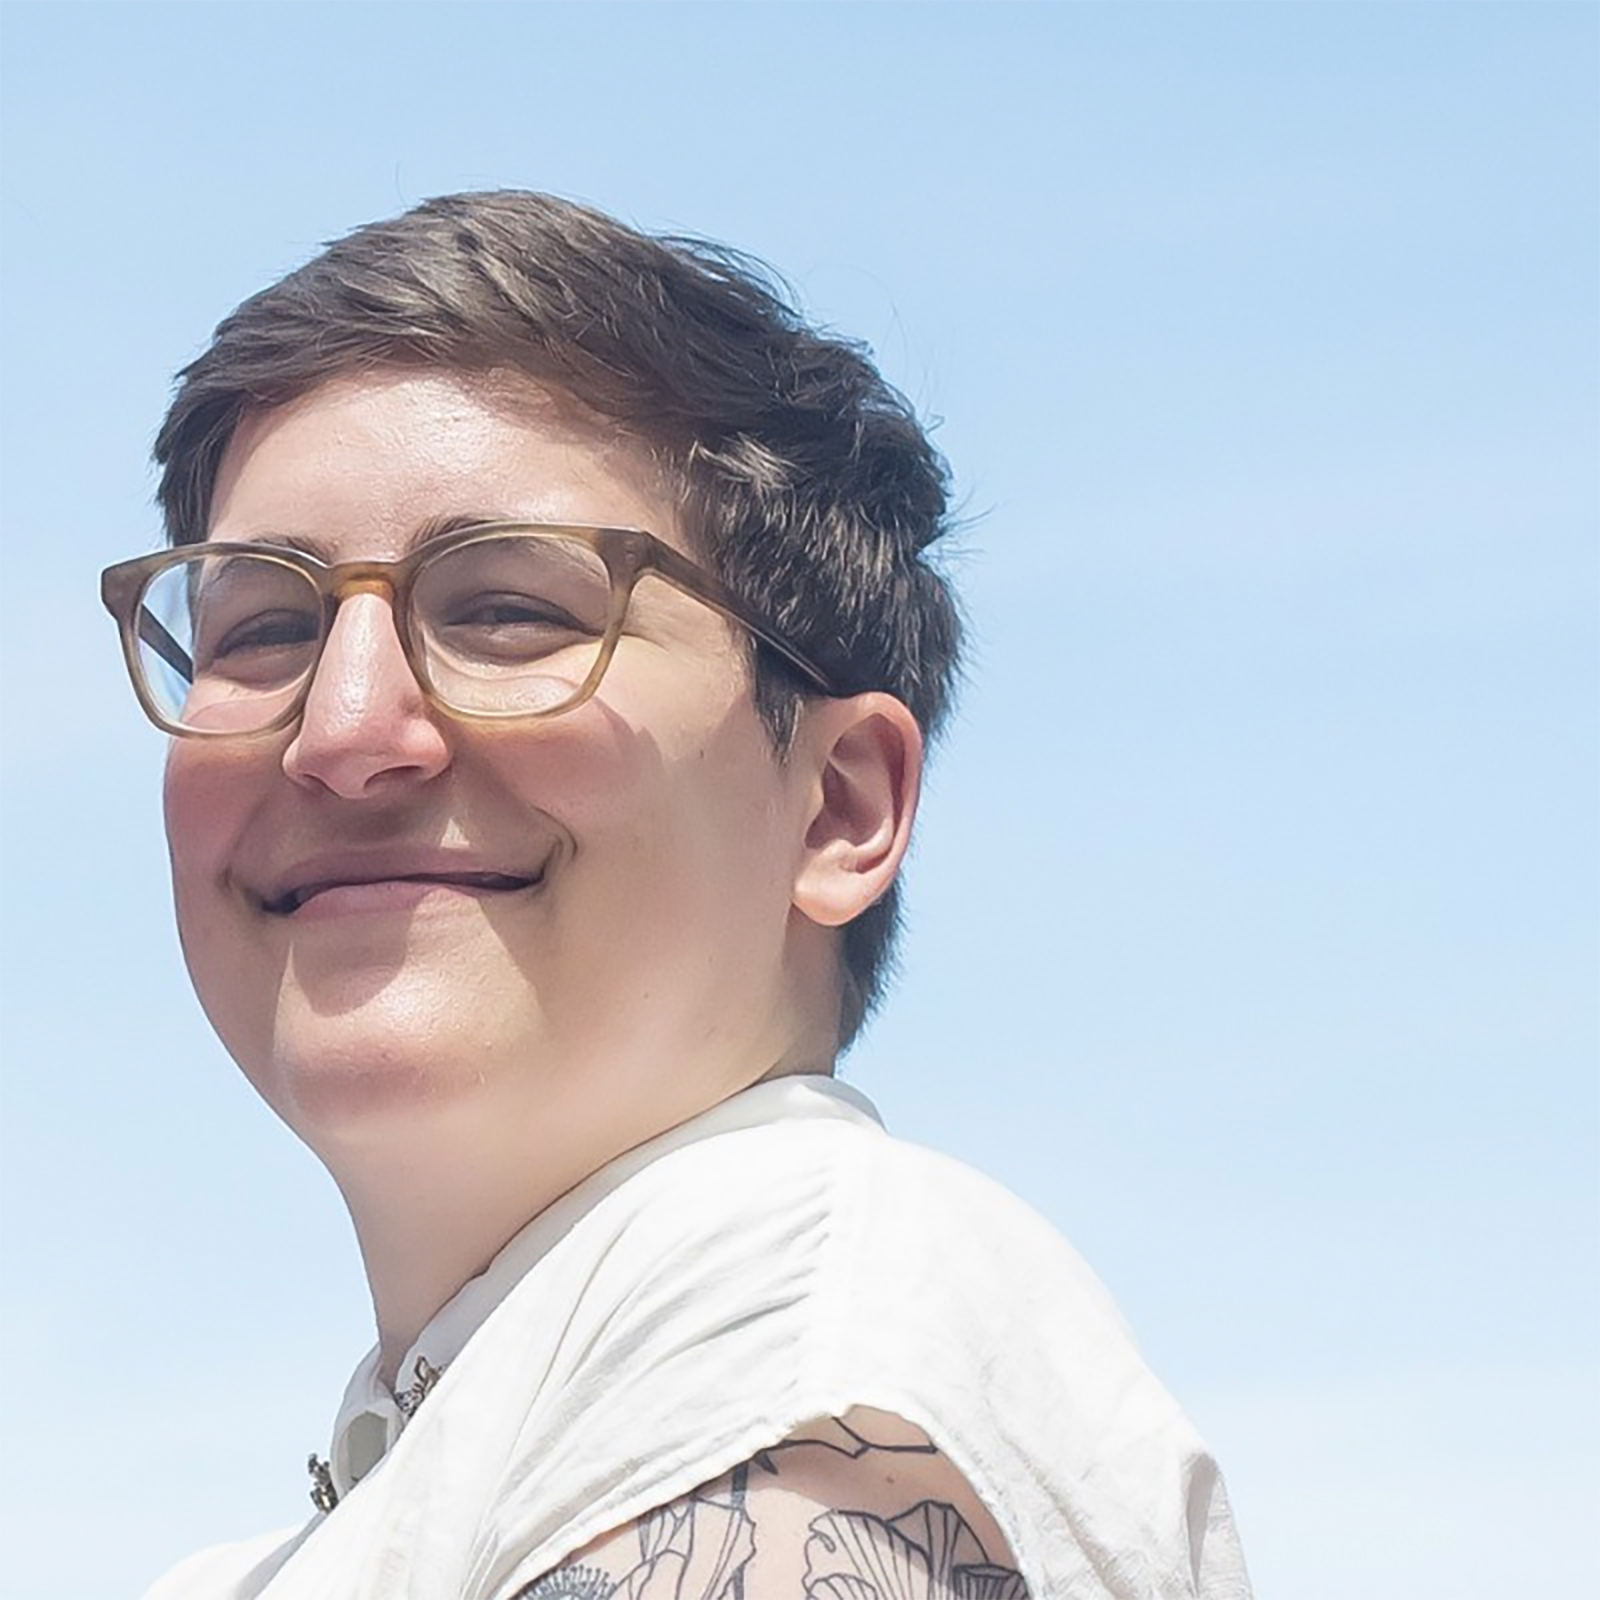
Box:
[104,191,1249,1600]
[162,371,852,1199]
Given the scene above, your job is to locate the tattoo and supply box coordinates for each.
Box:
[513,1492,1025,1600]
[728,1464,749,1600]
[754,1415,940,1472]
[517,1570,616,1600]
[804,1503,1027,1600]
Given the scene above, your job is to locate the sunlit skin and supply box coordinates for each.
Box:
[163,370,921,1380]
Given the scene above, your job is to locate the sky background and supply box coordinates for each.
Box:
[0,5,1595,1598]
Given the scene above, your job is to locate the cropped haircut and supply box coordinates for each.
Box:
[154,190,961,1044]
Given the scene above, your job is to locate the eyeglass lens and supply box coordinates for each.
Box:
[133,534,619,733]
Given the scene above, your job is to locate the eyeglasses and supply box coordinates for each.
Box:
[101,522,841,739]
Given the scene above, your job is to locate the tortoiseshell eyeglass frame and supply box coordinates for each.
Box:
[100,521,843,739]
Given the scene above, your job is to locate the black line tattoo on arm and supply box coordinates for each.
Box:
[510,1490,1028,1600]
[752,1415,940,1475]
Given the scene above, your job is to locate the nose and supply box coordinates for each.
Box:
[281,590,452,799]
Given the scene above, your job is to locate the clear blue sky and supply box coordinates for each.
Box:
[1,6,1595,1598]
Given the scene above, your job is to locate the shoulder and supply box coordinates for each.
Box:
[470,1097,1230,1595]
[572,1104,1131,1386]
[138,1525,305,1600]
[510,1409,1028,1600]
[613,1092,1093,1287]
[547,1096,1146,1452]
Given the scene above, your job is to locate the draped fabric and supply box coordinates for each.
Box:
[144,1077,1250,1600]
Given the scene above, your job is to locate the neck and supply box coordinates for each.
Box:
[324,1042,838,1391]
[334,1107,596,1390]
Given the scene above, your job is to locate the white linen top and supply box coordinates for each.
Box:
[144,1076,1251,1600]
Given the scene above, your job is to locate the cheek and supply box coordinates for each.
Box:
[164,746,231,896]
[161,743,269,972]
[490,692,794,940]
[162,746,298,1104]
[590,728,796,950]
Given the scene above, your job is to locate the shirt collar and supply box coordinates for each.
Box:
[324,1074,881,1495]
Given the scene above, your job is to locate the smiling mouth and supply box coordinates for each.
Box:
[263,870,542,917]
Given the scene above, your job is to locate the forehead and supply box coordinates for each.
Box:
[208,369,681,561]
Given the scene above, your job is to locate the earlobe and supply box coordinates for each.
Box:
[792,694,923,929]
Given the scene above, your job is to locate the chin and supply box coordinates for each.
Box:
[234,987,521,1148]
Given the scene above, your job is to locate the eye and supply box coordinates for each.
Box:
[217,610,318,651]
[186,555,323,679]
[196,608,321,674]
[413,534,615,667]
[446,592,588,630]
[427,590,601,663]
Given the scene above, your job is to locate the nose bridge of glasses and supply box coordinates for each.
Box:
[320,566,408,654]
[303,564,425,709]
[326,563,402,605]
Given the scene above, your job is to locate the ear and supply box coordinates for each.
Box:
[791,693,924,929]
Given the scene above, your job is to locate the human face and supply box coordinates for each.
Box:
[165,370,818,1166]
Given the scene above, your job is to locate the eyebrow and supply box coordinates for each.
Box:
[226,513,514,560]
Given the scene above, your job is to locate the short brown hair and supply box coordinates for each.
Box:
[155,190,961,1043]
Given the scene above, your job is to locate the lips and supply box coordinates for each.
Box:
[257,854,546,917]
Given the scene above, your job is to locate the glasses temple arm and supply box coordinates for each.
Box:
[137,606,194,685]
[746,625,839,695]
[639,538,841,695]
